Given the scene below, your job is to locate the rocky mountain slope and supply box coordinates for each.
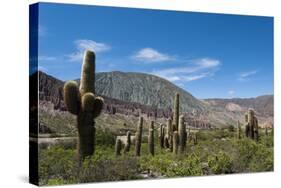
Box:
[34,71,273,128]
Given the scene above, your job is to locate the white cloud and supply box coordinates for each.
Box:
[152,58,221,83]
[238,70,258,81]
[68,39,111,62]
[132,48,173,62]
[38,66,48,72]
[38,56,56,61]
[228,90,235,96]
[38,25,47,37]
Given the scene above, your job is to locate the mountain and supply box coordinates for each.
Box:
[94,71,206,113]
[204,95,273,117]
[35,71,273,128]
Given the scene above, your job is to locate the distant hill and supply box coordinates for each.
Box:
[34,71,273,128]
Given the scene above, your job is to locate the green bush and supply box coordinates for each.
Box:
[208,151,233,174]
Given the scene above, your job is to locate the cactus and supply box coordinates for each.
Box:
[115,138,122,156]
[148,121,155,156]
[135,117,143,156]
[159,124,165,148]
[245,109,259,141]
[124,131,131,154]
[193,132,198,145]
[178,115,187,153]
[173,131,179,155]
[167,118,173,152]
[173,93,180,131]
[237,120,241,139]
[265,126,268,136]
[63,50,103,161]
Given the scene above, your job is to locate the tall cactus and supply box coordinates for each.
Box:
[173,131,179,155]
[115,138,122,156]
[167,118,173,152]
[178,115,187,153]
[124,131,131,154]
[159,124,165,149]
[245,109,259,141]
[237,120,241,139]
[148,121,155,156]
[63,50,103,161]
[173,93,180,131]
[135,117,143,156]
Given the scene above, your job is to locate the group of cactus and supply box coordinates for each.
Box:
[158,93,188,155]
[244,108,259,141]
[115,131,131,156]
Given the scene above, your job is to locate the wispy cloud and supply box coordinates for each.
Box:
[68,39,111,62]
[132,48,173,62]
[228,90,235,97]
[38,25,47,37]
[152,58,221,83]
[238,70,258,81]
[38,55,57,61]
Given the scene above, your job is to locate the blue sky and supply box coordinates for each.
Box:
[36,3,273,99]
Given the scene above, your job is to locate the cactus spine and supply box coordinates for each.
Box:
[63,50,103,161]
[124,131,131,153]
[173,131,179,155]
[115,138,122,156]
[135,117,143,156]
[178,115,187,153]
[148,121,155,156]
[173,93,180,131]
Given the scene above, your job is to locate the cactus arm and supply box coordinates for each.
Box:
[80,50,95,96]
[93,97,104,118]
[63,81,80,115]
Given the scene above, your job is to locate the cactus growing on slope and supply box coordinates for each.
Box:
[178,115,187,153]
[245,109,259,141]
[237,120,241,139]
[63,50,103,161]
[115,138,122,156]
[124,131,131,154]
[173,131,179,155]
[172,93,180,131]
[135,117,143,156]
[159,123,165,149]
[148,121,155,156]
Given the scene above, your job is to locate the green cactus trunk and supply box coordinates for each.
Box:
[135,117,143,156]
[173,93,180,131]
[148,121,155,156]
[167,118,173,152]
[115,138,122,156]
[159,124,165,149]
[124,131,131,154]
[178,115,186,153]
[245,109,259,141]
[173,131,179,155]
[237,120,241,139]
[265,127,268,136]
[63,50,104,161]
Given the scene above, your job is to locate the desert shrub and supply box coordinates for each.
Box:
[138,153,203,177]
[232,138,273,172]
[96,128,115,146]
[208,151,233,174]
[39,146,77,185]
